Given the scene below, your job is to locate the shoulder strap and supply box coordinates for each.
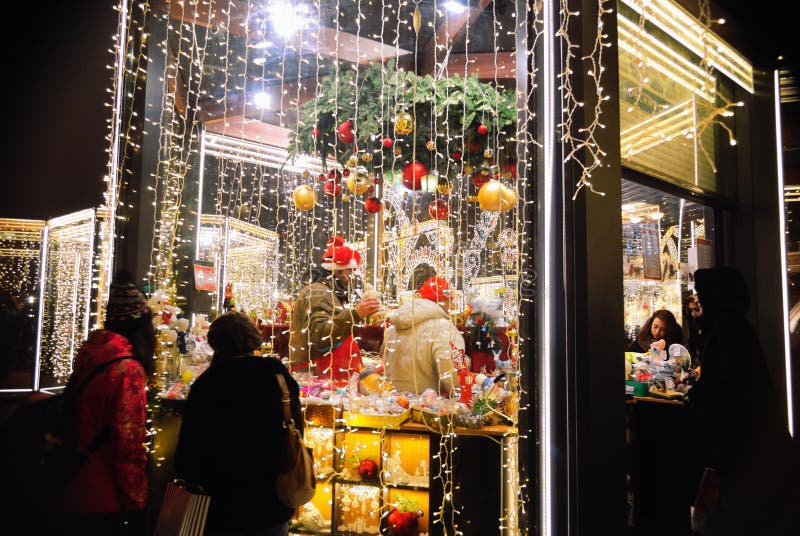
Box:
[275,373,293,424]
[68,356,133,398]
[69,357,135,455]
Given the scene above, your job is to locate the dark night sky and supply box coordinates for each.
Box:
[0,2,115,220]
[0,1,793,222]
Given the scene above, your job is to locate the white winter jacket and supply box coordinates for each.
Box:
[382,298,465,395]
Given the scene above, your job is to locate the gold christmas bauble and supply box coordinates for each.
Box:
[477,180,506,211]
[361,152,373,162]
[425,139,436,151]
[347,156,359,168]
[464,165,474,174]
[301,169,310,179]
[292,184,317,211]
[437,178,453,195]
[484,148,494,159]
[394,112,414,136]
[346,172,370,194]
[394,146,403,156]
[499,185,519,211]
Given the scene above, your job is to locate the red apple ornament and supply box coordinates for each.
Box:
[387,507,422,536]
[358,458,378,479]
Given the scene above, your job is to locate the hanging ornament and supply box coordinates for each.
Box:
[501,162,517,179]
[318,173,326,182]
[429,199,449,220]
[324,180,342,197]
[477,123,489,135]
[346,155,359,168]
[413,5,422,34]
[464,164,474,174]
[346,171,370,194]
[311,127,320,138]
[382,137,394,148]
[472,168,491,188]
[301,170,310,179]
[337,120,355,144]
[342,194,350,202]
[425,139,436,151]
[394,112,414,136]
[328,169,342,180]
[292,185,317,210]
[437,176,453,195]
[484,148,494,159]
[394,146,403,156]
[361,152,373,162]
[451,150,462,161]
[499,185,519,210]
[478,180,517,212]
[402,161,428,190]
[364,197,382,213]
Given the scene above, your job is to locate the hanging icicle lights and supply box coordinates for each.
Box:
[95,0,634,532]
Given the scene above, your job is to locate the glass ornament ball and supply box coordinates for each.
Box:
[429,199,449,220]
[292,185,317,211]
[394,112,414,136]
[402,161,428,190]
[364,196,382,213]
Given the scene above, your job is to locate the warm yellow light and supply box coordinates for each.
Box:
[620,0,753,93]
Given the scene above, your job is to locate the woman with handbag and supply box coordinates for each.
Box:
[174,311,303,536]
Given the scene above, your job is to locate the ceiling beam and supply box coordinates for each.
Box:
[205,115,293,148]
[443,52,517,80]
[421,0,493,76]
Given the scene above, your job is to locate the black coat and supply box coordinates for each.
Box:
[174,355,303,532]
[689,267,800,535]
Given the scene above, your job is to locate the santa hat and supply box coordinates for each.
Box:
[417,276,455,302]
[321,236,362,271]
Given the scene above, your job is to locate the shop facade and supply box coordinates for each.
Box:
[0,0,792,534]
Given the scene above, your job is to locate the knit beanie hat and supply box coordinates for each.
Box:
[106,271,151,322]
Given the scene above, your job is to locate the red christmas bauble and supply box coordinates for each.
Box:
[324,180,342,197]
[501,162,517,179]
[311,127,320,138]
[477,123,489,135]
[472,171,490,188]
[383,137,394,148]
[364,196,382,213]
[318,173,326,182]
[337,120,355,144]
[402,161,428,190]
[451,150,462,161]
[429,199,449,220]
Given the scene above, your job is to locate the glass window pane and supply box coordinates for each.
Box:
[622,179,715,343]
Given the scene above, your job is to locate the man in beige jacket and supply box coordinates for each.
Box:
[383,277,465,395]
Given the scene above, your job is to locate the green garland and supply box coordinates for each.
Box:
[287,60,517,174]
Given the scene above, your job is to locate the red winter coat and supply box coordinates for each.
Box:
[57,330,148,513]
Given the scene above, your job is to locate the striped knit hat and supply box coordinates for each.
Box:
[106,271,151,322]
